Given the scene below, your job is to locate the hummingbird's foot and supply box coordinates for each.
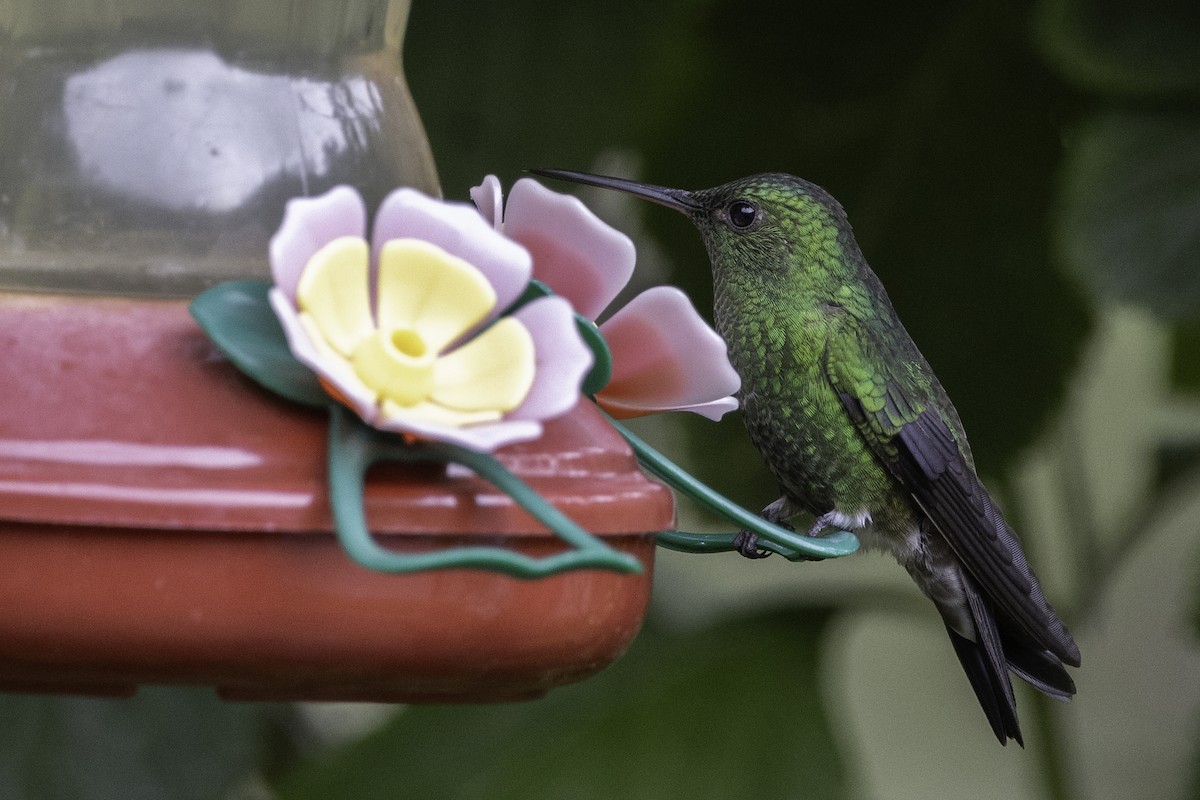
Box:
[806,509,867,538]
[806,513,832,538]
[731,530,772,559]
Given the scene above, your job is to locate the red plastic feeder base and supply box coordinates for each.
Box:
[0,293,673,701]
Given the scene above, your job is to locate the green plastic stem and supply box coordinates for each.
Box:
[326,404,644,577]
[606,417,860,561]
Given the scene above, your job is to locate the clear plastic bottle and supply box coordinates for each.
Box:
[0,0,439,296]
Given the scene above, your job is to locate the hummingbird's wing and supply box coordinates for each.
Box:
[823,321,1081,670]
[824,320,1078,743]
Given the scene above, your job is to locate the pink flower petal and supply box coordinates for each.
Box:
[469,175,504,230]
[653,396,740,422]
[596,286,740,420]
[269,186,367,302]
[507,296,593,422]
[503,178,635,321]
[372,188,531,314]
[267,288,379,423]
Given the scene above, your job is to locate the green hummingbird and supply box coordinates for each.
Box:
[533,168,1080,745]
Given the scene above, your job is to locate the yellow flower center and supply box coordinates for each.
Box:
[351,326,437,407]
[294,235,538,429]
[390,329,427,358]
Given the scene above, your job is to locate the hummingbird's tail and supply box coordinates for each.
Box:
[946,570,1076,746]
[946,623,1022,745]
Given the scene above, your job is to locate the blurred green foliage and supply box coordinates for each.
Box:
[0,689,274,800]
[1035,0,1200,96]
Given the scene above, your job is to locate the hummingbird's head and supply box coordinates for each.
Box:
[530,169,858,292]
[687,173,852,278]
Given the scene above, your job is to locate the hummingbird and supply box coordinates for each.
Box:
[533,168,1080,745]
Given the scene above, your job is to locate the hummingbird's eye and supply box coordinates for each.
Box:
[727,200,760,230]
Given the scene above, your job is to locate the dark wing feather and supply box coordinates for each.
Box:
[894,409,1079,667]
[824,319,1081,672]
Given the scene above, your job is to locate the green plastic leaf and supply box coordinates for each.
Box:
[0,688,272,800]
[274,611,848,800]
[1035,0,1200,97]
[189,280,328,407]
[1057,112,1200,318]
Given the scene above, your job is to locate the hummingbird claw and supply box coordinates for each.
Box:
[731,530,772,559]
[806,513,832,538]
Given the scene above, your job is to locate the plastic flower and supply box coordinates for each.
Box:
[267,185,592,452]
[472,176,740,421]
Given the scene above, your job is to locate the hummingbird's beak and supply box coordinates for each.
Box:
[530,169,701,214]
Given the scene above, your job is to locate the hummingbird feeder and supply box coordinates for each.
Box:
[0,0,857,705]
[0,0,675,703]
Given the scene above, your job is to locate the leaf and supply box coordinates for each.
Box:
[189,280,328,407]
[1056,112,1200,319]
[274,610,847,800]
[1035,0,1200,97]
[0,688,273,800]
